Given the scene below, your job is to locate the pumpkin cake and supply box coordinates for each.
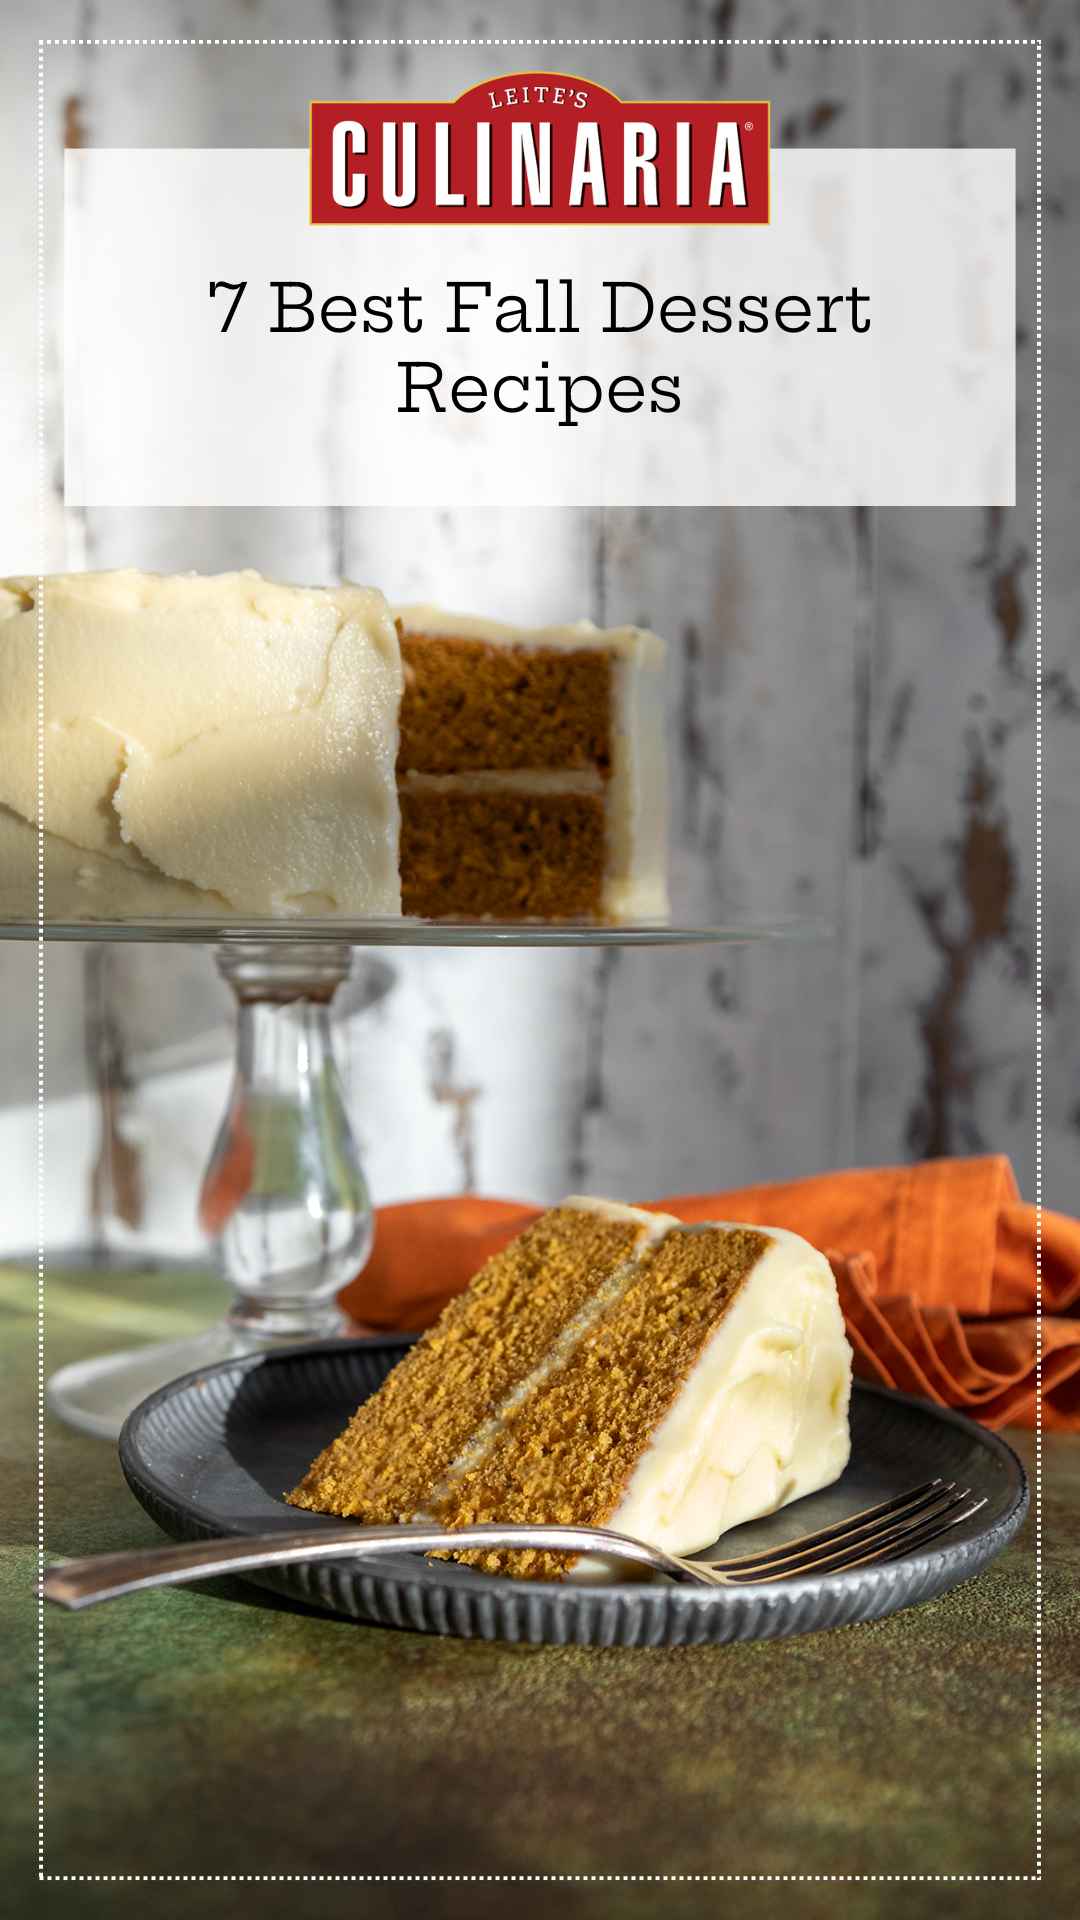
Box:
[0,573,668,925]
[286,1198,853,1580]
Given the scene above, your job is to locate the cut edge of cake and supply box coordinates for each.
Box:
[394,606,669,923]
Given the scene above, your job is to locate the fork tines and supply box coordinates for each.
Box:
[703,1478,988,1584]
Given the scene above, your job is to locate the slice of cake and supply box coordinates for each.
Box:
[287,1198,853,1580]
[395,607,668,922]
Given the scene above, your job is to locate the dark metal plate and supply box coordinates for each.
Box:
[118,1338,1028,1647]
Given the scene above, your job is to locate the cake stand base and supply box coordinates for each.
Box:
[46,1325,266,1442]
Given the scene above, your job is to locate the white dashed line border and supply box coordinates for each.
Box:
[35,31,1044,1887]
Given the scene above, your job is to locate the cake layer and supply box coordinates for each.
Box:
[287,1200,667,1525]
[399,778,608,920]
[0,570,403,918]
[398,633,613,776]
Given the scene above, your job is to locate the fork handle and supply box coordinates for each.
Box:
[41,1522,687,1609]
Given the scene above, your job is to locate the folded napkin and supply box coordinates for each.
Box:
[338,1156,1079,1431]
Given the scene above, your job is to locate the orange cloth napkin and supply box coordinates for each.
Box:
[338,1156,1080,1431]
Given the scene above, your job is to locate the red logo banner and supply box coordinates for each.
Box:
[310,72,770,226]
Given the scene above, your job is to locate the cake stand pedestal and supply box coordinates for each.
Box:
[9,912,823,1440]
[44,938,392,1439]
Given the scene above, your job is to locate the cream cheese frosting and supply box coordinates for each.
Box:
[0,570,403,918]
[0,802,231,921]
[605,1222,853,1558]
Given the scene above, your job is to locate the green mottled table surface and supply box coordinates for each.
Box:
[3,1263,1077,1920]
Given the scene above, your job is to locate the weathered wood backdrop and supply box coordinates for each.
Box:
[0,0,1073,1259]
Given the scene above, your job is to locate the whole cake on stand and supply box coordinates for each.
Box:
[0,571,666,926]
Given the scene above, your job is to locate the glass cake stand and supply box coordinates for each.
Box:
[5,914,824,1439]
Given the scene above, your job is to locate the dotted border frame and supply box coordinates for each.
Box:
[34,31,1044,1888]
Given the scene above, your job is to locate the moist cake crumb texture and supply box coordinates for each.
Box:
[399,785,608,919]
[395,627,617,921]
[392,610,667,924]
[287,1206,648,1525]
[398,635,613,776]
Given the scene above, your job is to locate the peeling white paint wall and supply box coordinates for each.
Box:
[0,1,1068,1260]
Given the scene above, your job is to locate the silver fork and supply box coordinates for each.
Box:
[42,1478,985,1610]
